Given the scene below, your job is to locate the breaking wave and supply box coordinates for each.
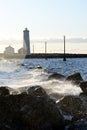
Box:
[0,58,82,97]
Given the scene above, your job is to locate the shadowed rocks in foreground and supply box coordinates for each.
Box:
[1,71,87,130]
[0,86,64,130]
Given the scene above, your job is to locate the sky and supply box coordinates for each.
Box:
[0,0,87,53]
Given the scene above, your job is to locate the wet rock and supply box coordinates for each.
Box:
[35,65,42,69]
[48,72,65,80]
[0,86,65,130]
[66,72,83,84]
[19,95,65,130]
[79,93,87,109]
[58,95,87,121]
[0,87,10,96]
[27,86,47,96]
[0,125,13,130]
[79,81,87,93]
[66,118,87,130]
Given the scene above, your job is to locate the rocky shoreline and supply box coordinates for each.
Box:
[1,72,87,130]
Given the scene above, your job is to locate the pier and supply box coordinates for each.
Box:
[1,53,87,59]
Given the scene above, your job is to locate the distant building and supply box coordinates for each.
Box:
[18,48,26,54]
[4,45,14,55]
[23,28,30,55]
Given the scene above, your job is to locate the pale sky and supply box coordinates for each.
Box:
[0,0,87,53]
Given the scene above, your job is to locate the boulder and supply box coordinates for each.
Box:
[0,86,10,96]
[58,95,87,121]
[66,118,87,130]
[0,86,65,130]
[66,72,83,84]
[19,95,65,130]
[79,92,87,108]
[79,81,87,93]
[27,86,47,96]
[35,65,42,69]
[48,72,65,80]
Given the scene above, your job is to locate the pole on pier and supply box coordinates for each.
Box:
[33,44,34,53]
[45,41,47,54]
[45,41,47,59]
[63,35,66,61]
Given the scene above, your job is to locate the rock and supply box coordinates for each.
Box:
[27,86,47,96]
[0,86,10,96]
[0,125,13,130]
[48,72,65,80]
[79,93,87,109]
[79,81,87,93]
[19,95,65,130]
[0,88,65,130]
[35,65,42,69]
[66,118,87,130]
[66,72,83,84]
[58,95,87,121]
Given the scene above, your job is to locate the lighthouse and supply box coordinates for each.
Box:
[23,28,30,55]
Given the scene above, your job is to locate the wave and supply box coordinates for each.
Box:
[0,59,83,97]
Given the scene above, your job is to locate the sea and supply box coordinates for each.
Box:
[0,58,87,96]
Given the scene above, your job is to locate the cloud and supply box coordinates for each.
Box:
[0,37,87,44]
[31,38,87,43]
[67,38,87,43]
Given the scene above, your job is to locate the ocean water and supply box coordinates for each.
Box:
[0,58,87,96]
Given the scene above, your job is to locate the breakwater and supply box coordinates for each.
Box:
[1,53,87,59]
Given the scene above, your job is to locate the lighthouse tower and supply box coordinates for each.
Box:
[23,28,30,55]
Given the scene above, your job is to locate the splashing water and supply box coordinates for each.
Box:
[0,58,82,97]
